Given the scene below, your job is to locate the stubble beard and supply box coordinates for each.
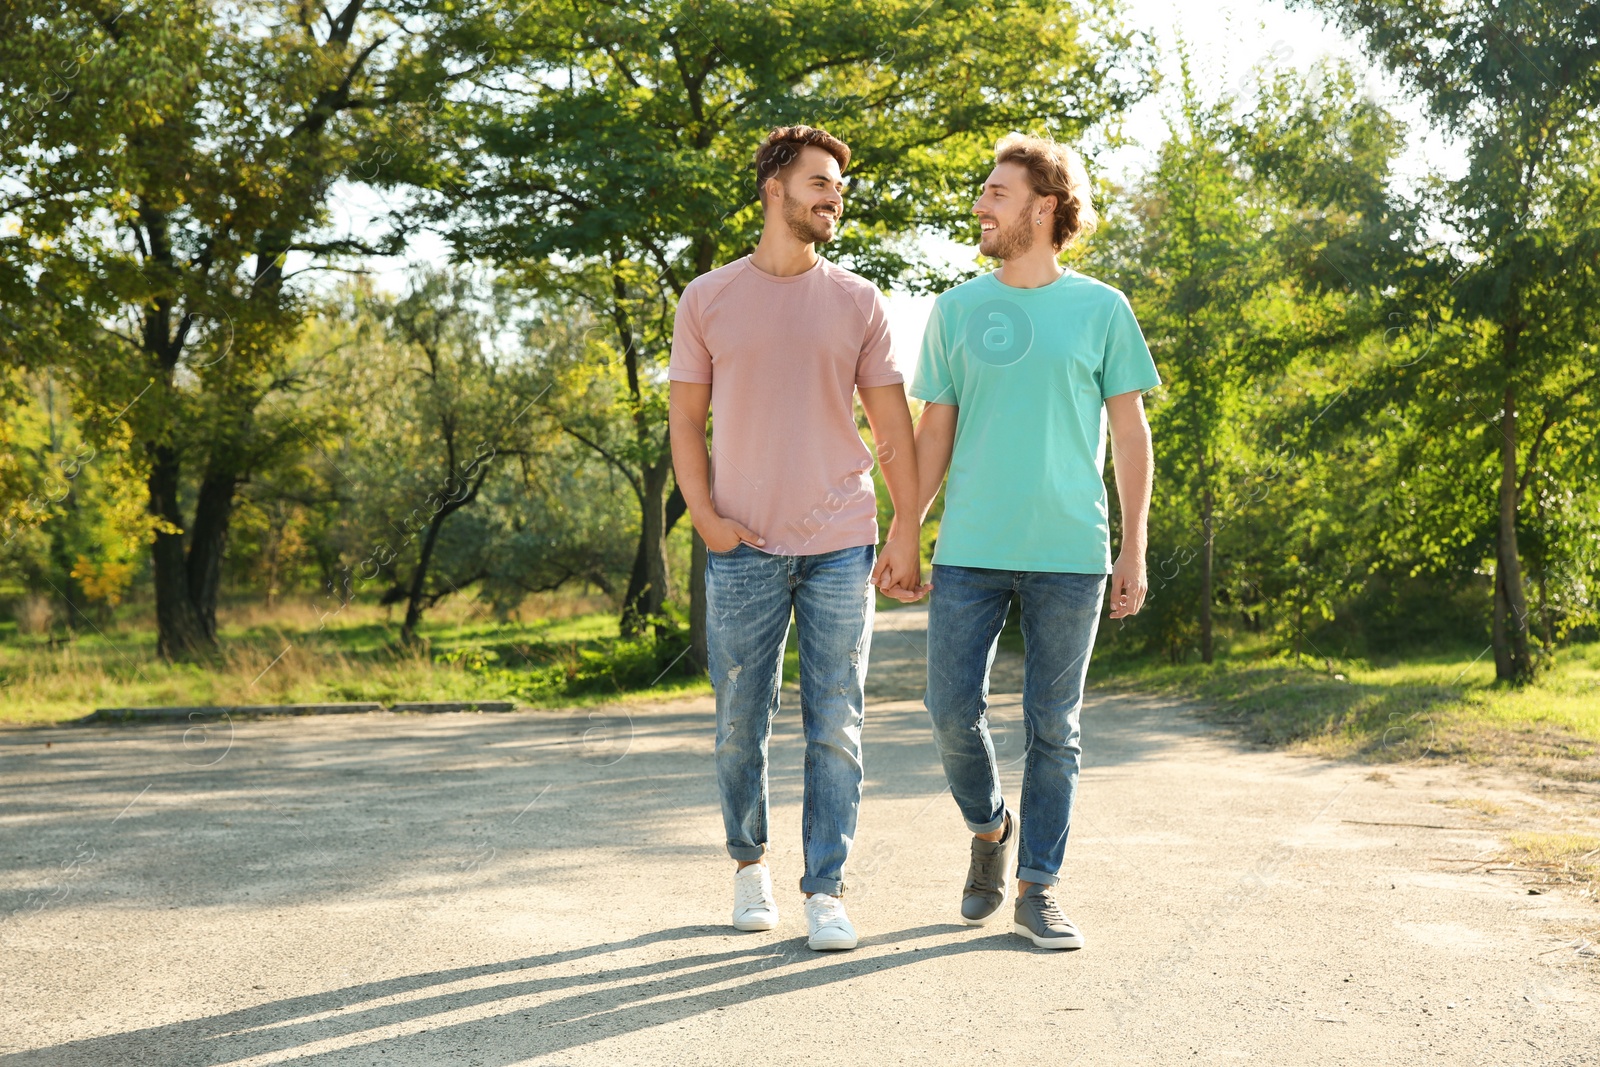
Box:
[980,204,1039,261]
[783,196,834,245]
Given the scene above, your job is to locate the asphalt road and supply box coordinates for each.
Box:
[2,605,1596,1065]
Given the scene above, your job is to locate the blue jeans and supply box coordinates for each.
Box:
[925,565,1106,887]
[706,542,875,897]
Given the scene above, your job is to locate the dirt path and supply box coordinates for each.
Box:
[2,605,1596,1065]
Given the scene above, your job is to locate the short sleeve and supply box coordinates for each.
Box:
[855,287,903,387]
[1099,293,1161,399]
[910,301,958,405]
[668,284,712,384]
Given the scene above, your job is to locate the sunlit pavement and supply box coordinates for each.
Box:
[2,606,1595,1066]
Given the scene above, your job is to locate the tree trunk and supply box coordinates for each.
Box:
[146,441,245,658]
[396,454,494,643]
[1199,482,1214,665]
[147,444,211,660]
[186,467,239,645]
[621,460,672,637]
[401,505,450,644]
[1536,568,1552,652]
[622,484,686,627]
[1492,383,1535,682]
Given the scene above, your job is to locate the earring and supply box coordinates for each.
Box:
[1035,217,1042,225]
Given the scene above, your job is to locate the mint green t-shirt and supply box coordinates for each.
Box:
[911,269,1161,574]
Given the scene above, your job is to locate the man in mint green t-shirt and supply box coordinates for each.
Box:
[910,134,1160,950]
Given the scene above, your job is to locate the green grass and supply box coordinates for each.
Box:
[1087,638,1600,778]
[0,597,803,725]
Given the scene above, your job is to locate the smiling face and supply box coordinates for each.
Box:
[767,145,845,245]
[973,161,1050,261]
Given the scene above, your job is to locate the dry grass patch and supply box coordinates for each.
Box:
[1432,796,1509,816]
[1499,832,1600,902]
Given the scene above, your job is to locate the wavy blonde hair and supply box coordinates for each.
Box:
[994,133,1098,250]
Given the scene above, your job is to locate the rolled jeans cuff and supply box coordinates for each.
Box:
[799,875,845,897]
[964,807,1008,836]
[727,842,766,863]
[1017,865,1060,887]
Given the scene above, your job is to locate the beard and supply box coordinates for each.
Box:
[783,195,836,244]
[979,203,1039,260]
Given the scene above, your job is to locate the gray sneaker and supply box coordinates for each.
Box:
[1013,883,1084,949]
[960,809,1014,925]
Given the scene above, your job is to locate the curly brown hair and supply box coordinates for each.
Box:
[753,125,852,205]
[993,133,1098,250]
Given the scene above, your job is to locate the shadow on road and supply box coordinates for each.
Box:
[0,604,1238,1064]
[4,922,1031,1065]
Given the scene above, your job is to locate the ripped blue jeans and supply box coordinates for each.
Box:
[706,542,874,897]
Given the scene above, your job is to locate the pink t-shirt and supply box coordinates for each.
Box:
[669,255,903,556]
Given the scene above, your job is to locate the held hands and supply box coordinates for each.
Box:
[872,526,932,603]
[1108,548,1148,619]
[699,509,930,602]
[699,513,764,554]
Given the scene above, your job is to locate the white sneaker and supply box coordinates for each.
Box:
[804,893,858,951]
[732,864,778,931]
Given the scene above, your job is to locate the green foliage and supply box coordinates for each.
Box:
[1290,0,1600,679]
[0,0,513,655]
[450,0,1152,279]
[1090,31,1599,668]
[2,1,1597,694]
[1094,57,1414,662]
[444,630,697,702]
[428,0,1155,631]
[261,273,635,636]
[0,370,156,612]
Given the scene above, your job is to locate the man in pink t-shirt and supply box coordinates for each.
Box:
[669,125,924,951]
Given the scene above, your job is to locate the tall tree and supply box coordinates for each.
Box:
[1294,0,1600,680]
[0,0,496,657]
[1099,59,1407,662]
[1128,73,1277,664]
[435,0,1155,640]
[376,271,539,642]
